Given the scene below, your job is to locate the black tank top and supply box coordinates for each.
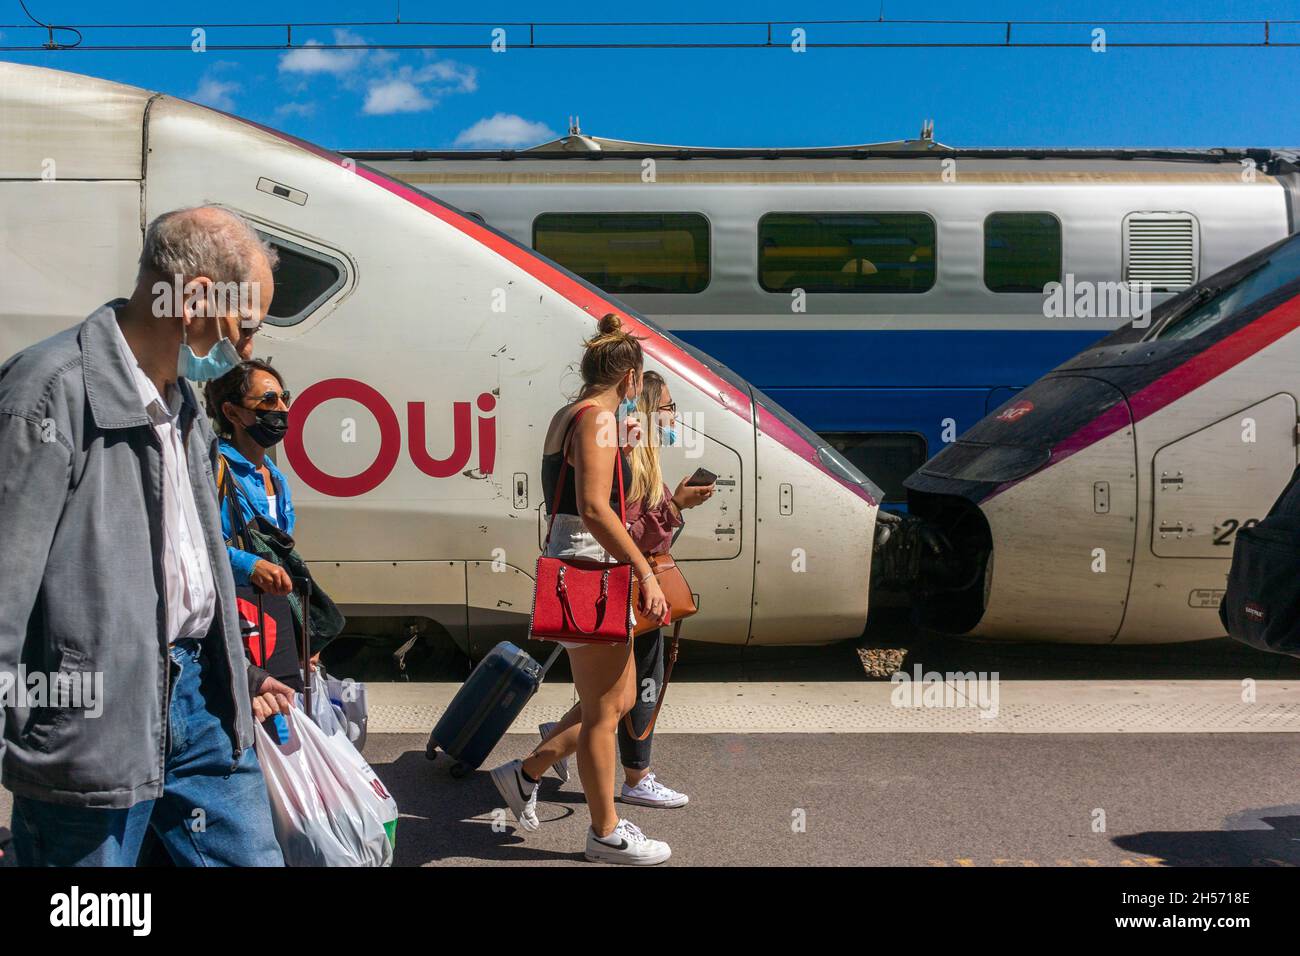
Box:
[541,404,631,518]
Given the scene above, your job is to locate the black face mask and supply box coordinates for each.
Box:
[245,409,289,448]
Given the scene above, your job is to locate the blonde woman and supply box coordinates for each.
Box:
[525,372,715,817]
[489,314,671,864]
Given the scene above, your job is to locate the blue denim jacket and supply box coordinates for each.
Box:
[218,441,296,586]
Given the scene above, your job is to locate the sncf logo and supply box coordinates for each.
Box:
[284,377,496,497]
[996,400,1035,423]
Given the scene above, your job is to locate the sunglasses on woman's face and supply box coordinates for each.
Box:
[244,389,292,410]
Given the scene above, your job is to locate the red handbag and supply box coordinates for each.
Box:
[529,405,635,646]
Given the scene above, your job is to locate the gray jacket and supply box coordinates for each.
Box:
[0,302,259,808]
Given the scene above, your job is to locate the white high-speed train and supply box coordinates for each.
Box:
[888,231,1300,644]
[358,130,1299,505]
[0,62,881,652]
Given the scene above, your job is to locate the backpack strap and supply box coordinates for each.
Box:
[217,453,251,551]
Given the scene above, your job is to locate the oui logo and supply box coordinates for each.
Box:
[283,377,496,497]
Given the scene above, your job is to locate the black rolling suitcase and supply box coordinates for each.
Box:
[426,642,563,777]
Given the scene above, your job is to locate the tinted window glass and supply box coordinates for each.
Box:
[759,213,936,294]
[1157,235,1300,341]
[259,234,347,327]
[821,432,927,504]
[984,213,1062,293]
[532,213,710,294]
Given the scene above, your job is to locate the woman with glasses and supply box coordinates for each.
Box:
[205,359,302,711]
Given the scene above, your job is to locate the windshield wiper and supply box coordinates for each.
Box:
[1150,258,1269,339]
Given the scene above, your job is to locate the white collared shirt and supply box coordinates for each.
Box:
[112,317,217,644]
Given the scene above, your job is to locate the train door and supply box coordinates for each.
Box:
[1148,394,1299,560]
[1116,392,1299,643]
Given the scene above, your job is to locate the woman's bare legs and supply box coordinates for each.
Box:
[566,641,636,837]
[522,701,581,781]
[524,645,640,781]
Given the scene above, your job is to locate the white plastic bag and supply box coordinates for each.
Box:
[319,722,398,849]
[325,671,369,752]
[298,667,347,738]
[297,668,394,849]
[255,709,394,867]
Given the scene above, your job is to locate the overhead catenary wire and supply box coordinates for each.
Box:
[15,0,81,48]
[0,14,1299,52]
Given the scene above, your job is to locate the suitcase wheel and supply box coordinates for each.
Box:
[449,761,470,779]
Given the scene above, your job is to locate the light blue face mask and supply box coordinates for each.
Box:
[620,397,638,416]
[177,324,241,382]
[659,425,679,447]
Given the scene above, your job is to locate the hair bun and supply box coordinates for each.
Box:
[597,312,623,336]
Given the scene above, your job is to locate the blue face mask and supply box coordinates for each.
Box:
[659,426,679,447]
[177,325,241,382]
[620,397,638,416]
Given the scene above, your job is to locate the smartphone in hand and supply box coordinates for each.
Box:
[686,467,718,487]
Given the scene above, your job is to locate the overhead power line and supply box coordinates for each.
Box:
[0,15,1298,52]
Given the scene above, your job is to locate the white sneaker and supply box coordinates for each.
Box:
[489,759,540,832]
[538,722,570,783]
[584,819,671,865]
[620,772,689,809]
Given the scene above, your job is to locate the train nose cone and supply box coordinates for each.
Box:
[902,374,1137,643]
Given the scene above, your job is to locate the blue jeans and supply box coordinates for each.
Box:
[11,639,284,867]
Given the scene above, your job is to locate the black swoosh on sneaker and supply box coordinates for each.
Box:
[597,838,629,851]
[514,772,533,803]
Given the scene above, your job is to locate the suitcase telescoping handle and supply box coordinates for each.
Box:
[539,643,563,678]
[292,575,313,717]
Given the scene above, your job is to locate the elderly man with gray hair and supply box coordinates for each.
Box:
[0,206,293,866]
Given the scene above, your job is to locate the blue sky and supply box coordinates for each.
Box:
[2,1,1298,150]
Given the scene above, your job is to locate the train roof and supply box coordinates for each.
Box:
[345,130,1300,173]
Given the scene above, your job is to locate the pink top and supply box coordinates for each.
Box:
[626,483,684,554]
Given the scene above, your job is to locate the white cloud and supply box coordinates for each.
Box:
[275,101,317,118]
[363,79,432,115]
[277,29,477,118]
[192,76,240,112]
[422,60,478,94]
[454,114,555,148]
[362,62,478,115]
[279,28,367,76]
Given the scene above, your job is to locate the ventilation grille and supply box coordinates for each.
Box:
[1123,213,1199,292]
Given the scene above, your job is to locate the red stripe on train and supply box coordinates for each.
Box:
[988,291,1300,501]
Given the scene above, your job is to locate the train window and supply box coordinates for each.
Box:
[984,213,1061,293]
[532,213,710,294]
[758,213,936,294]
[257,232,348,327]
[820,432,927,504]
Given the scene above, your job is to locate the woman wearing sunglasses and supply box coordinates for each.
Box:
[205,359,301,712]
